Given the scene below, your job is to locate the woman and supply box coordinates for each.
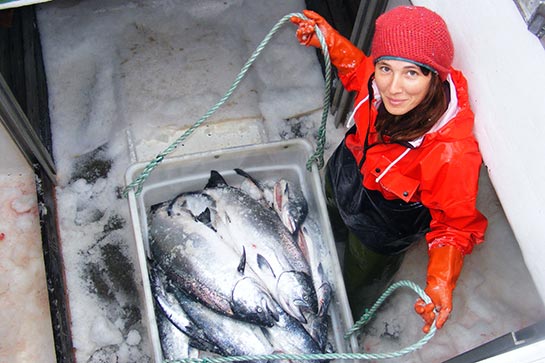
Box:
[291,6,488,333]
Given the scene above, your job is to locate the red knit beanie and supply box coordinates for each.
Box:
[371,6,454,81]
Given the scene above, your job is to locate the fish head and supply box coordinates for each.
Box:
[273,179,308,234]
[231,277,280,327]
[316,281,332,317]
[276,271,318,324]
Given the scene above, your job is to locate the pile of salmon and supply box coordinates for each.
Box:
[148,169,333,360]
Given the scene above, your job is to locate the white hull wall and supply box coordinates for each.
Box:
[413,0,545,303]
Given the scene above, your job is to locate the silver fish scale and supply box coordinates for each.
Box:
[149,204,278,325]
[202,183,319,324]
[174,288,275,358]
[205,185,311,276]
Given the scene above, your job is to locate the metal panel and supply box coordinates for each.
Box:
[332,0,388,127]
[445,320,545,363]
[0,72,56,182]
[514,0,545,41]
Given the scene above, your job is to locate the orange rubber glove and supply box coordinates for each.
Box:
[290,9,364,75]
[414,245,464,333]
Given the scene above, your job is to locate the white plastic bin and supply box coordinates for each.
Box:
[125,139,358,362]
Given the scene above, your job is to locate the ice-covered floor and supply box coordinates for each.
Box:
[4,0,539,362]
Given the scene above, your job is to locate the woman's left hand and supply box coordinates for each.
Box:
[415,285,453,333]
[414,245,464,333]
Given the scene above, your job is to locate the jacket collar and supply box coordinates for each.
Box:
[408,73,459,148]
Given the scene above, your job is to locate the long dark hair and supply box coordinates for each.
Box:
[373,68,448,144]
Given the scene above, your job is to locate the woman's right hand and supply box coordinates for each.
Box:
[290,10,334,49]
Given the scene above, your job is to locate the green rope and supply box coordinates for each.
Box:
[122,13,331,198]
[165,280,437,363]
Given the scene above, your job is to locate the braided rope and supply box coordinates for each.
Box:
[305,17,331,171]
[122,13,330,198]
[165,280,437,363]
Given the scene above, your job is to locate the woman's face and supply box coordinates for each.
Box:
[374,59,432,115]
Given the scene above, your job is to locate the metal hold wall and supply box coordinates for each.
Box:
[0,6,52,154]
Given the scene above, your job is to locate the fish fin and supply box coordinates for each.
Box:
[149,201,167,215]
[259,326,272,341]
[256,253,276,278]
[195,207,211,225]
[234,168,264,191]
[237,247,247,274]
[273,180,285,211]
[283,180,290,196]
[317,262,325,277]
[205,170,228,188]
[188,338,225,356]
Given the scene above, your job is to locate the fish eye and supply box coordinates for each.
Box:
[256,307,263,313]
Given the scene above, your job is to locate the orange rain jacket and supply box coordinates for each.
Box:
[339,56,488,255]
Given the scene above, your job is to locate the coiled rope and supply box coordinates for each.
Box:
[122,12,331,198]
[165,280,437,363]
